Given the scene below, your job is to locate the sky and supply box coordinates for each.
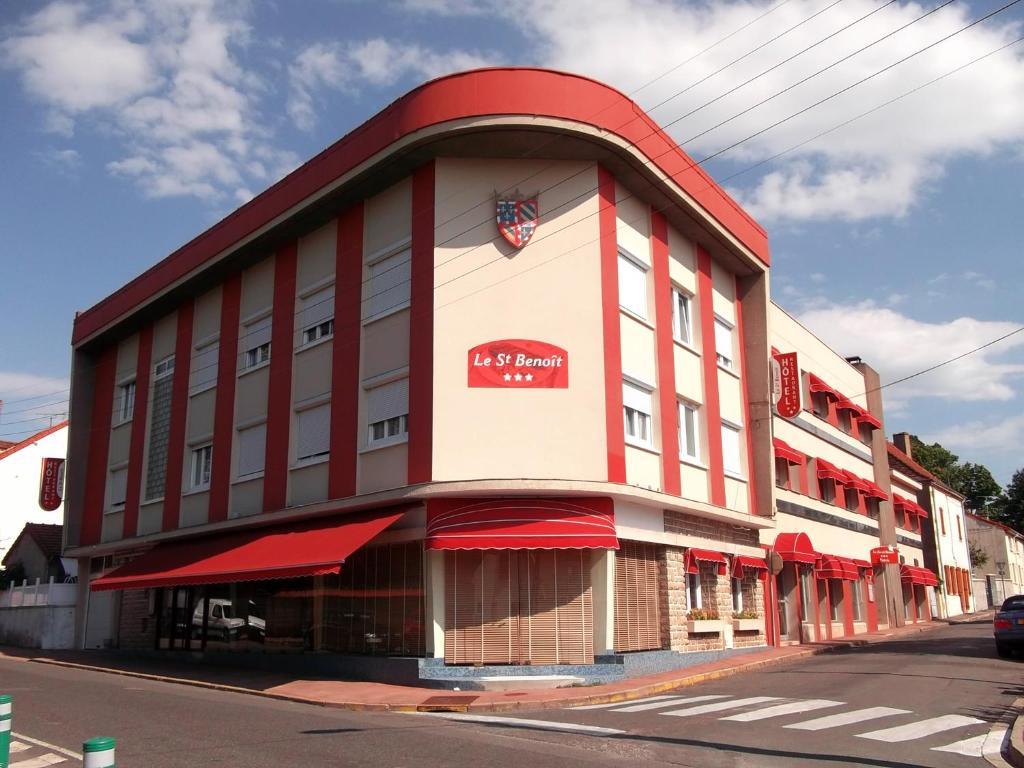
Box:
[0,0,1021,484]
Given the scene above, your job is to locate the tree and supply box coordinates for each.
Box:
[990,469,1024,533]
[909,436,960,486]
[908,436,1002,514]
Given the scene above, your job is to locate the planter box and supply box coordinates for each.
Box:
[732,618,765,633]
[686,619,724,634]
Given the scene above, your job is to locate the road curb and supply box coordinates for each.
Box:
[16,622,945,714]
[1007,696,1024,768]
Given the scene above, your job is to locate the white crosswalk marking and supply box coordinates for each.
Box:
[10,741,31,752]
[721,699,844,722]
[11,754,67,767]
[931,734,988,757]
[785,706,912,731]
[662,696,783,717]
[857,714,986,742]
[573,694,679,710]
[611,695,729,713]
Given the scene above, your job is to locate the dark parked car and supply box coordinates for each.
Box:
[994,595,1024,658]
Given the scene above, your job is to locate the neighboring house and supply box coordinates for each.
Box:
[767,305,921,645]
[1,523,67,583]
[966,513,1024,608]
[0,422,68,566]
[887,435,974,619]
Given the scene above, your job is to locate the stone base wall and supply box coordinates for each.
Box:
[117,589,155,651]
[660,546,688,651]
[733,573,768,648]
[664,511,758,547]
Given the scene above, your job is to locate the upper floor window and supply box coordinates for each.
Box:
[365,247,411,321]
[714,318,734,370]
[618,252,648,319]
[844,487,860,513]
[154,355,175,379]
[775,457,791,490]
[300,287,335,347]
[811,392,831,419]
[107,467,127,512]
[837,408,852,434]
[721,422,742,477]
[191,340,219,395]
[118,380,136,423]
[243,316,272,370]
[190,444,213,490]
[296,403,331,461]
[672,288,693,345]
[866,498,881,519]
[237,423,267,478]
[366,378,409,447]
[819,478,836,504]
[957,515,962,541]
[679,401,700,461]
[857,421,874,444]
[940,507,946,536]
[623,381,653,448]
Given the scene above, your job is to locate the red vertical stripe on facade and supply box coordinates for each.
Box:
[161,301,194,532]
[598,167,626,483]
[329,204,364,498]
[264,243,298,512]
[80,346,117,546]
[651,211,680,495]
[408,162,435,485]
[842,581,855,636]
[734,277,758,515]
[122,325,153,538]
[696,246,725,505]
[209,274,241,523]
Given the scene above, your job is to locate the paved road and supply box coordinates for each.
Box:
[1,619,1019,767]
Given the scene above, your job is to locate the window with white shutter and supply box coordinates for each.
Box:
[296,403,331,461]
[714,318,734,369]
[679,401,700,461]
[300,287,335,346]
[623,381,653,448]
[108,468,128,512]
[672,288,692,345]
[243,317,272,369]
[366,378,409,446]
[364,249,411,321]
[617,253,648,319]
[191,341,219,394]
[721,422,743,476]
[237,423,267,477]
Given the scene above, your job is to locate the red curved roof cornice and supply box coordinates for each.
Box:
[72,67,769,346]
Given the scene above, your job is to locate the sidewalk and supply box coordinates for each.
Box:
[2,620,945,714]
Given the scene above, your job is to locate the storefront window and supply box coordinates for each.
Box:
[851,579,864,622]
[154,542,425,656]
[798,567,813,622]
[829,579,843,622]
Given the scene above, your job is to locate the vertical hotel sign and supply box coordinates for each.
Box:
[39,457,65,511]
[772,351,801,418]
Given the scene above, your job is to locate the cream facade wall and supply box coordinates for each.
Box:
[967,516,1024,595]
[431,158,608,483]
[771,508,881,560]
[930,486,972,615]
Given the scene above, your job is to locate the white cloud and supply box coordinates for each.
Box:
[288,38,495,130]
[797,302,1024,404]
[2,0,298,202]
[410,0,1024,223]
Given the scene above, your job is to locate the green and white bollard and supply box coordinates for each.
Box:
[0,694,11,768]
[83,736,115,768]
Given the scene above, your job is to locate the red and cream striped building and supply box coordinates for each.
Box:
[63,68,932,676]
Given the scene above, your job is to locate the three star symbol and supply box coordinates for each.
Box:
[501,372,536,383]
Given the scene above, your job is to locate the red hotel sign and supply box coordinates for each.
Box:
[468,339,568,388]
[871,546,899,566]
[772,351,801,418]
[39,457,65,512]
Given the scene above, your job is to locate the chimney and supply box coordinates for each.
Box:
[893,432,913,458]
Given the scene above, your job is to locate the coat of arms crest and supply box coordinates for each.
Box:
[496,196,539,249]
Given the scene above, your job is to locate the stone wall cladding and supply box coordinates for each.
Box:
[664,510,758,547]
[661,546,688,651]
[117,588,154,651]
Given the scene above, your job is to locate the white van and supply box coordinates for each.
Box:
[192,598,266,641]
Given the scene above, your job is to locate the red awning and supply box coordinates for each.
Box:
[773,532,818,565]
[686,548,729,576]
[732,555,769,581]
[773,438,803,464]
[900,565,939,586]
[90,509,407,592]
[842,470,872,494]
[817,554,860,580]
[807,373,839,398]
[862,480,889,501]
[815,458,848,484]
[836,397,862,415]
[851,558,872,570]
[856,410,882,430]
[424,497,618,550]
[894,494,928,518]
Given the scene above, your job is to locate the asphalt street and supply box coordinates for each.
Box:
[1,619,1019,767]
